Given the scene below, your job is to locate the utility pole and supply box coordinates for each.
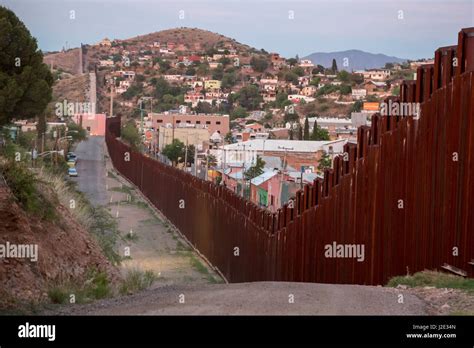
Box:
[139,97,153,135]
[205,149,209,181]
[184,137,188,170]
[240,144,246,198]
[172,114,175,142]
[194,147,198,176]
[109,79,114,117]
[140,100,144,135]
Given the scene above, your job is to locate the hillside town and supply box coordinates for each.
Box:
[10,28,430,212]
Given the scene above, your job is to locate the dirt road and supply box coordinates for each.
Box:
[47,281,428,315]
[75,136,221,285]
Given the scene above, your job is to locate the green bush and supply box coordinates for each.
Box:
[121,121,141,150]
[119,269,156,295]
[1,160,56,220]
[47,269,112,304]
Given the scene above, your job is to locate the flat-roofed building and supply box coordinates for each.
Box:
[157,125,209,151]
[150,112,229,136]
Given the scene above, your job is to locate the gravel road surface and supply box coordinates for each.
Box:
[47,282,427,315]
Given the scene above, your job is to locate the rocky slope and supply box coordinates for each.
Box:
[0,183,119,310]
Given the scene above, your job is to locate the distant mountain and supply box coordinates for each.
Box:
[303,49,407,71]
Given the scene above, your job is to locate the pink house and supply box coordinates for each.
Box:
[72,114,106,136]
[249,171,284,212]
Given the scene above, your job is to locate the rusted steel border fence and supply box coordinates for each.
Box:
[106,28,474,285]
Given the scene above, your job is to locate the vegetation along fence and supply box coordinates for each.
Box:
[106,28,474,285]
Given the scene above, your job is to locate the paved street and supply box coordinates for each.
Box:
[74,136,108,206]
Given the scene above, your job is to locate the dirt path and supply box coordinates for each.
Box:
[46,281,429,315]
[104,158,221,286]
[75,137,221,289]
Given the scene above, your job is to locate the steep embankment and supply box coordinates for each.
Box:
[0,182,119,310]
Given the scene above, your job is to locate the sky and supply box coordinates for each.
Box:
[1,0,473,60]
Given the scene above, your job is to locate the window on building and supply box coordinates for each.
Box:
[206,121,211,125]
[186,120,191,123]
[176,120,181,124]
[196,121,201,124]
[216,121,221,125]
[157,119,163,123]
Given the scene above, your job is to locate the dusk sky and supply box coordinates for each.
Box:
[1,0,473,59]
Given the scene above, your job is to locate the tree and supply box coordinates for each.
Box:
[224,131,234,144]
[0,6,53,125]
[339,84,352,95]
[297,124,303,140]
[153,77,171,99]
[197,62,210,77]
[250,56,269,72]
[318,151,332,172]
[162,139,185,165]
[292,66,305,77]
[309,77,321,86]
[221,72,237,89]
[212,65,224,80]
[195,101,213,114]
[157,59,171,73]
[284,71,299,84]
[275,92,290,108]
[66,122,87,142]
[121,120,141,150]
[286,58,298,66]
[218,57,231,66]
[337,70,350,83]
[312,65,325,74]
[350,100,363,113]
[317,84,338,96]
[331,59,338,74]
[231,106,248,119]
[311,124,330,141]
[234,85,262,110]
[122,83,143,100]
[244,156,265,180]
[303,116,310,140]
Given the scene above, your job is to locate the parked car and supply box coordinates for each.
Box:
[67,159,76,168]
[68,168,78,177]
[67,152,77,163]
